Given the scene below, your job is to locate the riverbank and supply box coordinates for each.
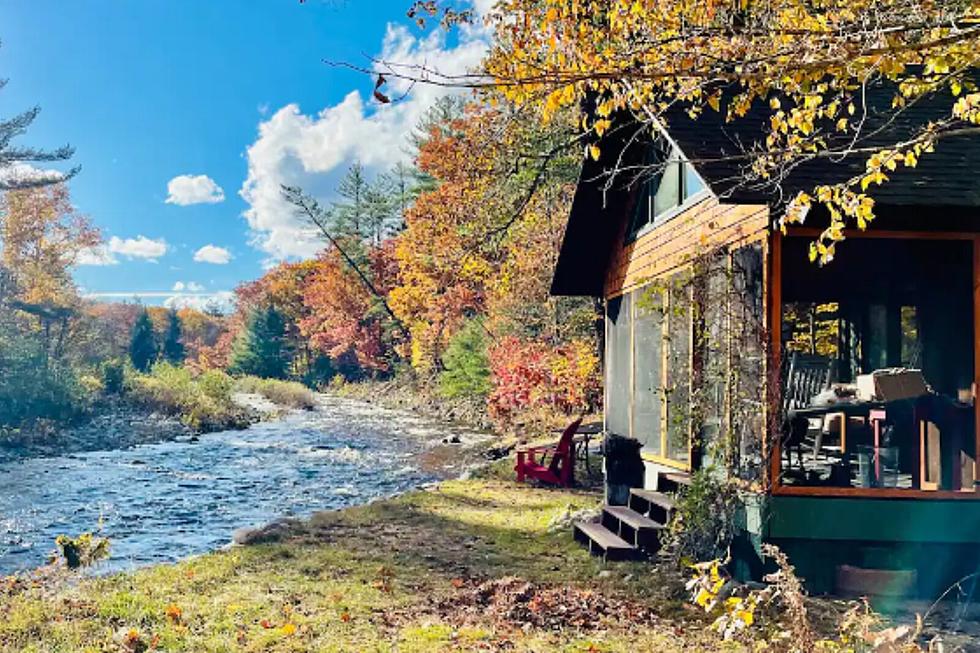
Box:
[0,465,715,652]
[333,376,495,432]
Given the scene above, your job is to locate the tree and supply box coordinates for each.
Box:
[0,78,78,191]
[228,306,288,379]
[129,309,158,373]
[162,309,185,364]
[0,183,99,307]
[439,319,492,399]
[400,1,980,262]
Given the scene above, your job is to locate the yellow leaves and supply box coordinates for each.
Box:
[164,603,182,623]
[280,623,298,636]
[588,144,601,161]
[593,118,612,137]
[707,93,721,112]
[769,97,780,110]
[953,93,980,124]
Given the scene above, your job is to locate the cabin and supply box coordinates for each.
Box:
[552,84,980,597]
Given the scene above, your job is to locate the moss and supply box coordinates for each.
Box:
[0,478,721,652]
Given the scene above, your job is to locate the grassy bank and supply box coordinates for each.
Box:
[0,469,718,653]
[124,364,316,432]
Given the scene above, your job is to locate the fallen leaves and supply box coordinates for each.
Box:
[435,576,660,633]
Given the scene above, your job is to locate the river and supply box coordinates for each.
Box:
[0,396,489,575]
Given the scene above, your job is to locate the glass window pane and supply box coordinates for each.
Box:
[605,294,631,436]
[633,289,664,456]
[653,159,680,217]
[684,163,705,199]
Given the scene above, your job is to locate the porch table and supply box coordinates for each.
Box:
[788,401,888,458]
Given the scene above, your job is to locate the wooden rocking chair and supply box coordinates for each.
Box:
[781,352,834,469]
[515,417,583,487]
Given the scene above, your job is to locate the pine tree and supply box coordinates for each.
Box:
[161,308,185,364]
[333,162,370,239]
[228,306,288,378]
[439,320,492,399]
[129,309,158,372]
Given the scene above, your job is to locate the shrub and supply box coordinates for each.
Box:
[439,320,491,399]
[235,376,316,410]
[487,336,601,430]
[125,363,249,432]
[662,468,741,564]
[100,359,125,395]
[0,337,88,427]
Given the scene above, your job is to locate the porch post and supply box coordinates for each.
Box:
[767,230,783,492]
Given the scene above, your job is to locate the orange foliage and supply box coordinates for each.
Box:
[300,240,399,374]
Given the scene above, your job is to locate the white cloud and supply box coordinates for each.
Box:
[76,244,118,266]
[239,13,490,260]
[108,235,169,262]
[163,291,235,313]
[165,174,225,206]
[83,290,236,314]
[0,163,66,188]
[77,235,169,265]
[172,281,204,292]
[193,244,232,264]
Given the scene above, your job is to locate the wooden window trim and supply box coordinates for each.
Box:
[770,228,980,500]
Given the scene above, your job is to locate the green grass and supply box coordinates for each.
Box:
[124,364,251,432]
[234,376,317,410]
[0,474,721,652]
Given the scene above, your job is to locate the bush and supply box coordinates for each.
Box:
[0,344,88,427]
[100,359,125,395]
[662,468,741,564]
[235,376,316,410]
[439,320,492,399]
[125,363,249,432]
[487,336,601,430]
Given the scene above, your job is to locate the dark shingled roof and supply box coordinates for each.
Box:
[552,79,980,297]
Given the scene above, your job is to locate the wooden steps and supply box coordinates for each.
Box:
[660,472,692,493]
[573,521,638,561]
[572,469,691,562]
[628,488,676,524]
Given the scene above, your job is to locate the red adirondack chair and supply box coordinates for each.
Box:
[515,417,583,487]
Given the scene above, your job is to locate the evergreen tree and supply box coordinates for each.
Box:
[129,309,158,372]
[333,162,370,240]
[228,306,288,378]
[439,320,492,399]
[161,308,185,364]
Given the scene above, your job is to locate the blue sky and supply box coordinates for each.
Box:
[0,0,487,309]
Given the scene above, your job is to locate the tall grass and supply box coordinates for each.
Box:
[234,376,316,410]
[125,363,250,432]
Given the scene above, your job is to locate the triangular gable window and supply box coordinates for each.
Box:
[629,143,707,239]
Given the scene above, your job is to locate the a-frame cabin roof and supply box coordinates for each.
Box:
[552,80,980,297]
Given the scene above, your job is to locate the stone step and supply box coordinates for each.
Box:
[573,521,637,561]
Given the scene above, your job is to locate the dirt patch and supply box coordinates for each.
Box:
[435,576,663,633]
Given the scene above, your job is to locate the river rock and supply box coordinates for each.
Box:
[232,518,304,545]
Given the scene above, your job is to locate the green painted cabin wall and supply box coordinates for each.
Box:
[747,495,980,596]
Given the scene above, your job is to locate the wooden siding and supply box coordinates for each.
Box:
[604,197,769,298]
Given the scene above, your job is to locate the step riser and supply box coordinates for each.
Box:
[628,496,673,526]
[600,513,659,551]
[573,522,640,562]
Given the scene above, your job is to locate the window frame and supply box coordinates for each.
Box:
[627,143,712,243]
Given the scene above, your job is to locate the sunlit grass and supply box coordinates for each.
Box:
[0,475,715,652]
